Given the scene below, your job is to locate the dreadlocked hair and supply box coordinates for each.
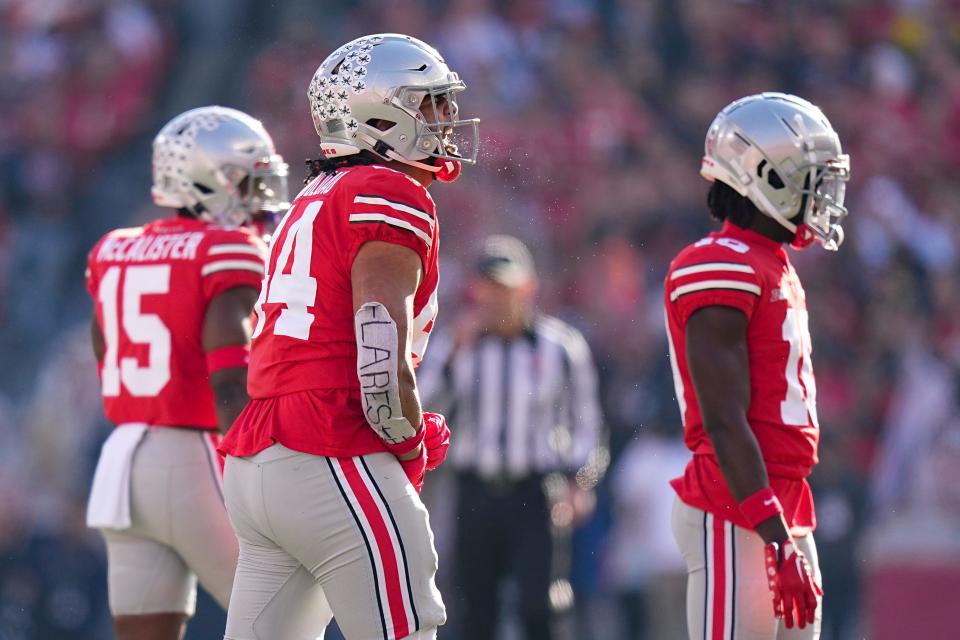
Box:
[304,151,379,184]
[706,180,760,229]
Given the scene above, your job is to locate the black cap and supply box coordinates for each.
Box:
[475,235,536,287]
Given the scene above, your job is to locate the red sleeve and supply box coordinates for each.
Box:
[666,244,763,324]
[85,235,108,297]
[199,228,267,302]
[85,252,97,297]
[342,167,436,273]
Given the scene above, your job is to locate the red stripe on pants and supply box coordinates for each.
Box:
[712,517,726,640]
[338,457,410,639]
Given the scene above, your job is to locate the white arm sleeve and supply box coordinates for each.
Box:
[564,329,604,471]
[355,302,419,446]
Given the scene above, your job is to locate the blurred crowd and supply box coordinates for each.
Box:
[3,0,960,638]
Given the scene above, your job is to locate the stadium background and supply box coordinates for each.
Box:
[2,0,959,638]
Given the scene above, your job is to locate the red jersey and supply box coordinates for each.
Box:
[86,216,266,429]
[665,221,819,534]
[219,164,440,458]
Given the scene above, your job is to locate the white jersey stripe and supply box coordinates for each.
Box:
[505,340,532,476]
[665,309,687,419]
[201,260,265,277]
[208,244,265,257]
[670,262,755,279]
[353,195,434,227]
[670,280,761,302]
[476,339,505,476]
[349,213,433,248]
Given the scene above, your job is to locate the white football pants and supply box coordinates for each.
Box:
[671,497,822,640]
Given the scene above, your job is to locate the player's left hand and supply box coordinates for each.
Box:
[399,445,427,493]
[422,412,450,471]
[764,540,822,629]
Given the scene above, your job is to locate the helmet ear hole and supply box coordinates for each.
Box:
[767,170,785,189]
[365,118,396,132]
[757,159,785,189]
[794,171,812,222]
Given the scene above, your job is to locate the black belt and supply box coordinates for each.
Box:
[457,470,547,495]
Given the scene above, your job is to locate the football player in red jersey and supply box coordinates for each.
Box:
[665,93,850,640]
[85,106,289,640]
[218,34,476,640]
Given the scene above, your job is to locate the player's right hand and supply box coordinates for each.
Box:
[764,540,822,629]
[422,412,450,471]
[399,444,427,493]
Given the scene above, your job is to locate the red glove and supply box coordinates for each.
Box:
[764,540,823,629]
[398,444,427,493]
[422,412,450,471]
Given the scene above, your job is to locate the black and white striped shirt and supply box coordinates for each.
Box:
[418,314,603,478]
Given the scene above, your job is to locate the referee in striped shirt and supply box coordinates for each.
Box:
[419,235,603,640]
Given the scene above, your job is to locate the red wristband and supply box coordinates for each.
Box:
[382,420,425,457]
[206,345,250,374]
[739,487,783,529]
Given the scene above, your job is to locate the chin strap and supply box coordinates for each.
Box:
[390,152,440,173]
[351,131,463,182]
[435,159,462,182]
[383,149,462,183]
[791,225,817,250]
[383,148,439,172]
[792,222,843,251]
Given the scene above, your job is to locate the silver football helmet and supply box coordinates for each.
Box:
[151,106,289,226]
[308,33,479,182]
[701,92,850,250]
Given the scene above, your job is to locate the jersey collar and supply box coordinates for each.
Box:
[721,220,785,256]
[148,214,209,233]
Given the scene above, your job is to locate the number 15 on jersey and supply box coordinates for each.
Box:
[97,265,172,397]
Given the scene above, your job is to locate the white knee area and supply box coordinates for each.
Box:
[402,627,438,640]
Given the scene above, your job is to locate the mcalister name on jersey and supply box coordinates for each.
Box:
[95,231,205,263]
